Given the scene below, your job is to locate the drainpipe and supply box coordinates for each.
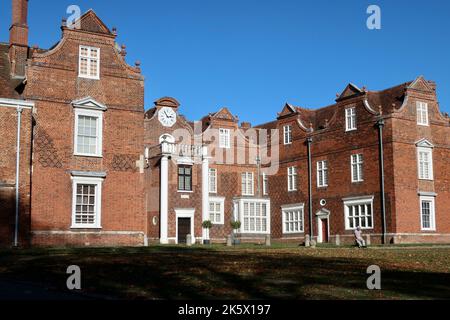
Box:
[14,106,23,247]
[256,155,261,197]
[306,137,313,240]
[0,99,34,247]
[376,117,387,245]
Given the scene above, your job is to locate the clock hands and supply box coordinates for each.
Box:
[163,110,174,119]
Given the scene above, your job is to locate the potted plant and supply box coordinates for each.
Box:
[230,220,241,245]
[202,220,213,245]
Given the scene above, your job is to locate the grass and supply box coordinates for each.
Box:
[0,244,449,300]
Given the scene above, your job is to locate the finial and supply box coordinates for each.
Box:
[61,18,67,27]
[31,44,39,56]
[324,119,329,127]
[112,27,117,35]
[378,106,383,116]
[135,60,141,68]
[121,44,127,57]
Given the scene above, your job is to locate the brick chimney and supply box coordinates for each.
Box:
[10,0,29,47]
[240,122,252,129]
[9,0,29,77]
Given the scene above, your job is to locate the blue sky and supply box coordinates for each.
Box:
[1,0,449,124]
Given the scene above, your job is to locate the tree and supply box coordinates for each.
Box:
[202,220,213,245]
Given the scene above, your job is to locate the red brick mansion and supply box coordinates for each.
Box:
[1,1,449,247]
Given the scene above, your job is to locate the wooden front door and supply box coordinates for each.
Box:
[178,218,191,244]
[321,219,329,243]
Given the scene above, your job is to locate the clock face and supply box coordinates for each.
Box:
[158,107,177,127]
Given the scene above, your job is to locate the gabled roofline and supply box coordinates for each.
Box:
[336,83,365,102]
[63,9,113,36]
[408,75,433,92]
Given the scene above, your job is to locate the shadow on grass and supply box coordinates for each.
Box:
[0,246,449,300]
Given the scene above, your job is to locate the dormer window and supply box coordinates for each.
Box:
[345,107,357,131]
[79,46,100,79]
[417,102,429,126]
[283,125,292,145]
[219,128,231,149]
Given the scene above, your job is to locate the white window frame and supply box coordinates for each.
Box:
[209,196,225,225]
[78,46,100,80]
[74,108,103,157]
[351,154,364,183]
[419,196,436,231]
[417,101,429,126]
[283,125,293,145]
[417,147,434,181]
[282,204,305,234]
[262,173,268,196]
[241,172,254,196]
[219,128,231,149]
[345,107,357,131]
[287,166,297,192]
[71,176,103,229]
[234,198,271,234]
[343,196,374,230]
[317,160,328,188]
[209,168,217,194]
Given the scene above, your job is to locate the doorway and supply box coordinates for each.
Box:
[316,209,330,244]
[320,218,329,243]
[175,208,195,244]
[177,218,191,244]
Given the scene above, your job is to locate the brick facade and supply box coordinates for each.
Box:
[24,11,146,247]
[1,2,146,247]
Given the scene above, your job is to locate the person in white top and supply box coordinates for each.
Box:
[354,226,366,248]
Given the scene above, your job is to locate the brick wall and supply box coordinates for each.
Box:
[0,106,33,247]
[24,11,146,247]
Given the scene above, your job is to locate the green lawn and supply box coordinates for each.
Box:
[0,244,449,300]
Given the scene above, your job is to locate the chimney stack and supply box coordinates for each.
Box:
[10,0,29,47]
[9,0,29,77]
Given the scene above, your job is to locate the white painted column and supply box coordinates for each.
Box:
[160,151,169,244]
[201,146,210,241]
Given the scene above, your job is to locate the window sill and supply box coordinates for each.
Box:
[178,190,194,193]
[345,128,357,132]
[70,226,103,230]
[74,153,103,159]
[351,181,364,184]
[78,75,100,81]
[418,178,434,182]
[236,232,271,235]
[283,232,305,235]
[421,229,436,232]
